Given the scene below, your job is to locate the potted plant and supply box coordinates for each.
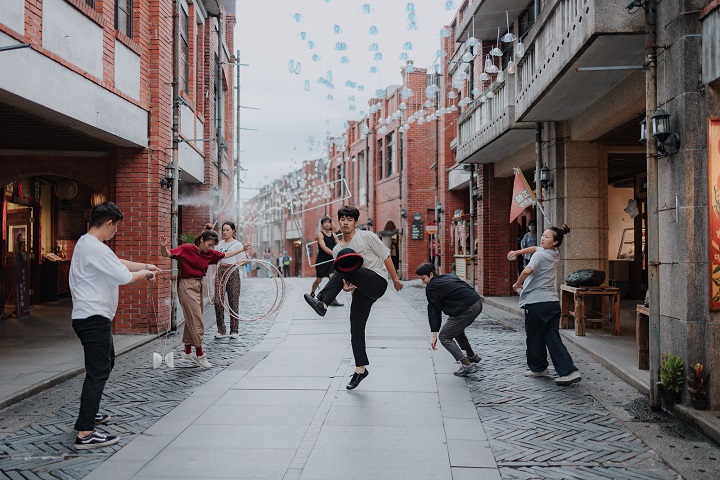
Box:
[658,353,684,404]
[687,363,709,410]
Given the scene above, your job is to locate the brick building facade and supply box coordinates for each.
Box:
[0,0,237,333]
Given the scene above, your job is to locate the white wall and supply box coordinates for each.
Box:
[0,0,24,34]
[114,40,141,100]
[43,0,103,79]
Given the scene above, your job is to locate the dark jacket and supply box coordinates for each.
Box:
[425,274,482,332]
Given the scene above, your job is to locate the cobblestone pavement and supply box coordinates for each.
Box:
[397,280,720,480]
[0,279,290,480]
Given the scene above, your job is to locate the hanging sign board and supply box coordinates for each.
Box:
[708,118,720,309]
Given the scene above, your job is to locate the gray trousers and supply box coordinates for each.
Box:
[439,299,483,361]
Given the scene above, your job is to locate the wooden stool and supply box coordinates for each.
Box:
[560,285,621,336]
[636,305,649,370]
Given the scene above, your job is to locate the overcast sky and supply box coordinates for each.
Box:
[234,0,457,197]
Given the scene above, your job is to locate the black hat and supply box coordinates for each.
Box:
[334,248,364,273]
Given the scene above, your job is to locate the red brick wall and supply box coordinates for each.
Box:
[476,163,515,296]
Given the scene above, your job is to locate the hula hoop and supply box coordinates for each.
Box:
[215,259,286,322]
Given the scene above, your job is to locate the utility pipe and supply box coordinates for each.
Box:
[645,0,661,411]
[170,0,181,330]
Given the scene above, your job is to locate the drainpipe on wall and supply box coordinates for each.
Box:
[535,122,543,233]
[170,0,181,331]
[215,14,223,222]
[469,164,476,289]
[644,0,661,411]
[365,129,370,221]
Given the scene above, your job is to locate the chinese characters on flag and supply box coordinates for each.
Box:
[510,168,537,223]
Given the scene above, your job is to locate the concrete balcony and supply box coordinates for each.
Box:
[456,78,535,164]
[515,0,644,122]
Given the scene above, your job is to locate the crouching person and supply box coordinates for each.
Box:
[416,262,482,376]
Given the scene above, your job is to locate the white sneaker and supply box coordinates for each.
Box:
[180,352,194,362]
[555,370,582,386]
[214,333,227,339]
[524,368,549,377]
[229,333,239,339]
[453,363,478,377]
[193,354,213,369]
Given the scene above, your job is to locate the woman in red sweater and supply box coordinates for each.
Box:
[161,230,249,368]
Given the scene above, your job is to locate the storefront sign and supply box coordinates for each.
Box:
[709,118,720,309]
[411,220,424,240]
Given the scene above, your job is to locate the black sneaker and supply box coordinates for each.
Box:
[74,431,120,450]
[329,298,344,307]
[346,369,369,390]
[94,413,110,425]
[467,354,482,363]
[304,294,327,317]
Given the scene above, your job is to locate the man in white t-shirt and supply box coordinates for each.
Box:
[70,202,159,450]
[304,205,403,390]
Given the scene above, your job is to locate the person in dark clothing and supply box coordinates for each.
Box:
[310,217,343,306]
[415,262,483,376]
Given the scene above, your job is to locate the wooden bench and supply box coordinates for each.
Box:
[636,304,649,370]
[560,285,621,336]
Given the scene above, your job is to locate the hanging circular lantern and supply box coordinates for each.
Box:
[90,192,106,207]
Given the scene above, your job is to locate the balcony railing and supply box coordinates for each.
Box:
[456,78,512,162]
[514,0,643,119]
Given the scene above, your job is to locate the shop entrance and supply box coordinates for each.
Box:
[607,153,647,301]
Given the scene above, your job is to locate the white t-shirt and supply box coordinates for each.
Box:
[215,239,246,265]
[69,234,133,320]
[333,229,390,278]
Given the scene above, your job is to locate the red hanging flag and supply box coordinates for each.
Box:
[509,168,536,223]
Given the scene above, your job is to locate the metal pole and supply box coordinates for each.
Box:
[365,127,370,219]
[535,122,543,232]
[469,164,476,289]
[170,0,181,330]
[235,49,241,223]
[434,74,440,271]
[645,0,661,411]
[215,15,223,221]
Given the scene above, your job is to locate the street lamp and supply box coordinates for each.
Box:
[651,107,681,155]
[539,164,554,190]
[160,163,175,189]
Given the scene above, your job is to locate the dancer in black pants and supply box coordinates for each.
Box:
[415,262,483,377]
[305,205,403,389]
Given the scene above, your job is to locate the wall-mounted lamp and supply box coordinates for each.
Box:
[639,118,647,145]
[367,218,373,227]
[400,208,407,219]
[651,107,681,156]
[539,164,554,190]
[160,164,175,189]
[436,202,444,215]
[471,186,481,203]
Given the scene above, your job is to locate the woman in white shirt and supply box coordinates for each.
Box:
[214,222,250,339]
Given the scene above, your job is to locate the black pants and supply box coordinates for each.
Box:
[524,301,577,377]
[317,267,388,366]
[73,316,115,431]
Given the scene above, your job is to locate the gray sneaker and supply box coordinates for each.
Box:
[453,363,478,377]
[524,368,549,377]
[555,370,581,386]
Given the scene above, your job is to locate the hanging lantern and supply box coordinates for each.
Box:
[369,43,379,51]
[308,40,315,49]
[466,36,480,47]
[406,64,415,73]
[368,26,379,35]
[334,24,343,34]
[507,60,516,75]
[399,52,409,61]
[362,4,371,14]
[403,42,413,51]
[335,42,347,51]
[445,1,456,10]
[479,72,490,81]
[374,52,383,61]
[502,12,516,43]
[496,70,504,83]
[300,32,307,40]
[448,91,457,99]
[486,90,495,99]
[516,41,525,58]
[406,2,415,12]
[288,59,295,73]
[312,54,320,62]
[462,51,474,63]
[408,21,419,30]
[304,80,310,91]
[293,13,302,22]
[341,56,350,64]
[294,62,302,74]
[440,27,451,38]
[90,192,106,207]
